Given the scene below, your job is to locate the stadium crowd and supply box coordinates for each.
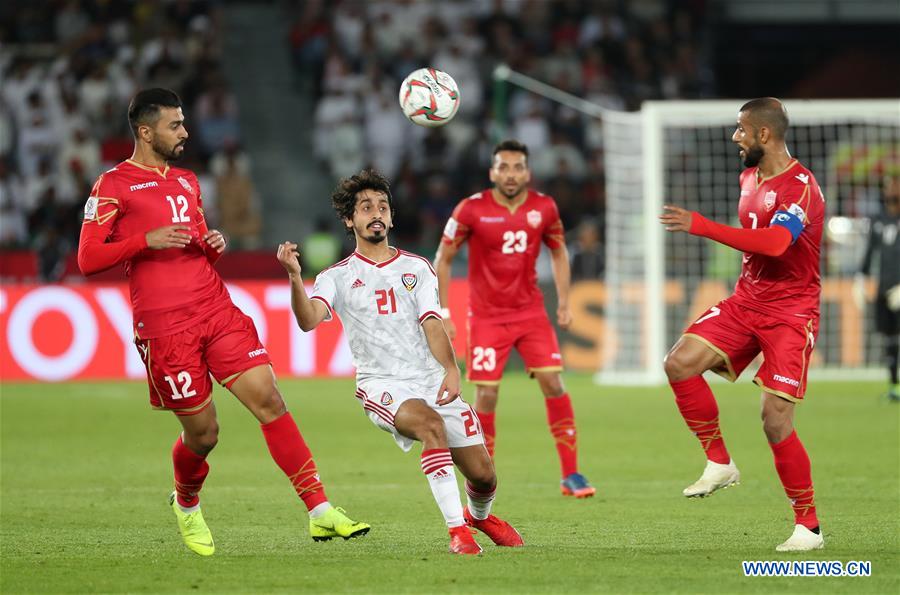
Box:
[0,0,262,280]
[294,0,713,254]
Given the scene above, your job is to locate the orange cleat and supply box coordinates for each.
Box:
[560,473,597,498]
[464,508,524,547]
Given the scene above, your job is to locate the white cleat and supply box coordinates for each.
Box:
[682,459,740,498]
[776,524,824,552]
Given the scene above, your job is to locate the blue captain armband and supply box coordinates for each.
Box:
[770,210,804,243]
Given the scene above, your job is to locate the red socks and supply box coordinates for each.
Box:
[475,410,496,457]
[545,393,578,477]
[172,435,209,508]
[670,376,730,464]
[261,412,328,511]
[770,431,818,529]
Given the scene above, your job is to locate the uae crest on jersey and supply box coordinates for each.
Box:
[526,209,542,228]
[763,190,777,211]
[178,176,195,195]
[380,392,393,406]
[401,273,417,291]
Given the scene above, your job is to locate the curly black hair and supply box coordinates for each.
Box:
[331,169,394,236]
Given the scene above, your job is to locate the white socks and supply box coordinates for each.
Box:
[421,449,464,528]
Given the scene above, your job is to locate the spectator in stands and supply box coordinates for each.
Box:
[215,143,261,250]
[569,218,605,281]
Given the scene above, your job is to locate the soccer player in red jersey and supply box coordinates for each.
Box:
[435,140,596,498]
[77,88,369,556]
[659,98,825,551]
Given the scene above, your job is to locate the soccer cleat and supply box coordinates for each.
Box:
[464,508,524,547]
[169,491,215,556]
[776,524,824,552]
[560,472,596,498]
[682,459,740,498]
[309,506,370,541]
[448,525,483,555]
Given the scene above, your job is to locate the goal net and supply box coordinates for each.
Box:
[600,100,900,385]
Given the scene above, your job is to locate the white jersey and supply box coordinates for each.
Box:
[311,248,445,383]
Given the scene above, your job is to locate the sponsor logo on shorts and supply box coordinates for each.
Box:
[380,391,393,406]
[402,273,417,291]
[248,348,267,358]
[526,209,542,228]
[551,353,562,360]
[772,373,800,387]
[129,181,159,191]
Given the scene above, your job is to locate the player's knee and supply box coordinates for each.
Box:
[418,411,447,444]
[188,422,219,454]
[467,461,496,490]
[663,348,692,381]
[253,388,287,424]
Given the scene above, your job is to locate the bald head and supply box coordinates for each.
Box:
[739,97,789,140]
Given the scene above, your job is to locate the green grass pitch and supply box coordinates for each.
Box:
[1,374,897,593]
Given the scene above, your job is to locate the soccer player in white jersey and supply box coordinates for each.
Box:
[276,169,523,555]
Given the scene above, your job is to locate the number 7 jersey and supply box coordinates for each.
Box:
[311,249,446,383]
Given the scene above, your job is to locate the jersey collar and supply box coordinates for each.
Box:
[353,247,400,268]
[126,159,170,179]
[755,158,798,189]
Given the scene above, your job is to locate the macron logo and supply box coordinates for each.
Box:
[248,348,267,358]
[773,374,800,387]
[129,181,159,191]
[795,174,809,185]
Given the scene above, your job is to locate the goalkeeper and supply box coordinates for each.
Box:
[856,174,900,402]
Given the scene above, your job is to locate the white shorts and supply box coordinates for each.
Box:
[355,377,485,452]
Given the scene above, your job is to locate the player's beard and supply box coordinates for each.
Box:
[153,137,185,162]
[361,222,387,244]
[496,181,526,200]
[742,143,764,167]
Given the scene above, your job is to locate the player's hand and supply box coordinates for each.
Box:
[557,304,572,330]
[659,205,693,233]
[277,241,302,277]
[436,367,462,406]
[203,229,227,253]
[145,224,192,249]
[442,316,457,340]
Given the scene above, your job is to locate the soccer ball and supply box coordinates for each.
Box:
[398,68,460,128]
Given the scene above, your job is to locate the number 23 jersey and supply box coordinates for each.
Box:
[441,189,566,323]
[311,249,445,383]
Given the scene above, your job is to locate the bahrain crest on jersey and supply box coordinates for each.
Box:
[763,190,777,211]
[177,176,195,195]
[380,392,393,406]
[526,209,542,228]
[402,273,417,291]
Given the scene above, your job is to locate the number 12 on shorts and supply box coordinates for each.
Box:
[164,371,197,400]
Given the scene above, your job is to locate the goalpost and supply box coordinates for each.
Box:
[493,66,900,385]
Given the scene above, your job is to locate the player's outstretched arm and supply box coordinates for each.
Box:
[277,241,328,331]
[659,205,792,257]
[549,245,573,329]
[422,317,461,406]
[434,243,459,339]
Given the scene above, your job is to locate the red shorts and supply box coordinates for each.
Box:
[683,297,818,402]
[135,304,270,415]
[466,314,562,384]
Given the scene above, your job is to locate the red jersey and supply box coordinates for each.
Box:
[733,159,824,319]
[78,159,231,338]
[441,189,566,323]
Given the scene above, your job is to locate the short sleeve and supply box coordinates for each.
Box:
[414,264,441,324]
[441,199,473,247]
[542,200,565,249]
[311,271,338,321]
